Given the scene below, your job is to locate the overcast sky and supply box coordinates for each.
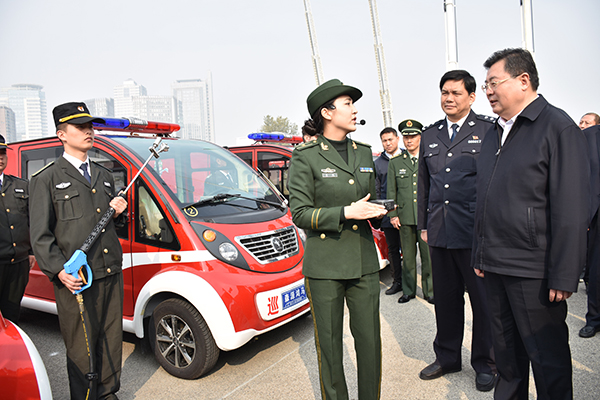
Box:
[1,0,598,147]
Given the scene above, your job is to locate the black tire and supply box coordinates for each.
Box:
[150,298,219,379]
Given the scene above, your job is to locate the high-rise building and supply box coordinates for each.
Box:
[0,84,48,141]
[113,79,147,118]
[131,95,181,123]
[0,106,17,142]
[171,74,215,142]
[85,98,114,118]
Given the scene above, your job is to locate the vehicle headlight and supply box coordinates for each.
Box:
[219,242,238,261]
[296,226,307,243]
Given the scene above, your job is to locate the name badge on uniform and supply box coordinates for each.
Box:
[104,181,112,187]
[55,182,71,189]
[398,169,407,175]
[321,168,337,178]
[429,143,438,148]
[14,188,24,193]
[359,167,373,173]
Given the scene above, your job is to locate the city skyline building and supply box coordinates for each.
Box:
[113,79,148,118]
[171,74,215,142]
[0,106,17,143]
[85,97,114,118]
[0,84,48,141]
[131,95,181,124]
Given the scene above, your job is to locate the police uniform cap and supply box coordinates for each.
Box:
[0,134,8,150]
[53,102,105,128]
[398,119,423,136]
[307,79,362,118]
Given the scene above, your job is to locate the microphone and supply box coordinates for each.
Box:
[356,119,366,126]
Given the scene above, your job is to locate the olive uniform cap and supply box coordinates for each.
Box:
[53,102,105,129]
[306,79,362,118]
[398,119,423,136]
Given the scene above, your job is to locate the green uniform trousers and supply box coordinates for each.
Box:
[54,273,123,400]
[399,225,433,298]
[305,272,381,400]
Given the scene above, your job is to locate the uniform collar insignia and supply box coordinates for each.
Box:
[352,141,357,150]
[438,124,444,130]
[403,154,407,158]
[55,182,71,189]
[320,142,329,151]
[468,121,475,127]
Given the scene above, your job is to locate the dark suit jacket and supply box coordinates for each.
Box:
[584,125,600,221]
[472,95,589,292]
[418,110,495,248]
[29,156,123,283]
[0,175,31,263]
[289,135,380,280]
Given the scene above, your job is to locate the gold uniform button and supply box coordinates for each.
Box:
[413,182,417,186]
[448,152,453,157]
[104,248,109,254]
[13,243,16,247]
[11,258,14,262]
[444,184,450,189]
[320,233,326,239]
[352,224,358,231]
[1,193,4,197]
[446,168,451,172]
[6,208,9,212]
[414,199,417,202]
[102,228,105,233]
[107,268,112,273]
[349,179,355,185]
[413,191,417,194]
[97,208,101,213]
[92,188,96,193]
[413,173,417,177]
[10,225,14,229]
[65,194,69,199]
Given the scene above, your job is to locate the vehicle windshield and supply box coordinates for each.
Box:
[110,136,283,218]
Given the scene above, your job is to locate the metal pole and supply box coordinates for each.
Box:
[303,0,325,85]
[368,0,394,128]
[520,0,535,57]
[444,0,459,71]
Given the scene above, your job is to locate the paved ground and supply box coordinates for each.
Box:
[18,265,600,399]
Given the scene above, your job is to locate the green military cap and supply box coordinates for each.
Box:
[307,79,362,118]
[398,119,423,135]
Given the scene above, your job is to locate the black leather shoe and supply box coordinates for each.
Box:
[579,325,598,338]
[476,372,498,392]
[419,361,460,380]
[425,296,435,305]
[385,282,402,295]
[398,294,415,303]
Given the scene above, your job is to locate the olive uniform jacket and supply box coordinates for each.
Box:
[0,175,31,264]
[29,156,123,283]
[289,135,380,280]
[387,150,419,225]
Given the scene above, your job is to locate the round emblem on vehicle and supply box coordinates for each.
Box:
[271,237,284,253]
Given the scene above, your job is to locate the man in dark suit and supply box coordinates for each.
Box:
[418,70,497,392]
[0,135,35,323]
[580,124,600,339]
[473,48,589,399]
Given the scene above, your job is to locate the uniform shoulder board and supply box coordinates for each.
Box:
[7,174,28,183]
[422,119,444,132]
[294,140,319,151]
[476,114,497,124]
[31,161,55,177]
[353,140,371,148]
[91,160,112,172]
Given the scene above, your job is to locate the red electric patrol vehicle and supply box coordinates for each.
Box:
[6,119,310,379]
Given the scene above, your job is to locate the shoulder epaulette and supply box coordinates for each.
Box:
[294,140,319,151]
[91,160,112,172]
[31,161,55,177]
[477,114,497,124]
[422,119,444,132]
[7,175,28,183]
[352,140,371,148]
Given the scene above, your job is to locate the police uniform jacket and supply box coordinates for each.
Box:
[289,135,380,280]
[387,150,419,225]
[472,95,589,292]
[374,152,393,229]
[29,156,123,283]
[0,175,31,264]
[418,110,494,249]
[584,125,600,221]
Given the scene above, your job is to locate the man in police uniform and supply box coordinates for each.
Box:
[29,102,127,400]
[0,135,35,323]
[387,120,433,304]
[289,79,387,399]
[417,70,497,391]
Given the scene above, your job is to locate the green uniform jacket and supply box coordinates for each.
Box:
[29,156,123,283]
[0,175,31,264]
[289,135,380,280]
[387,150,419,225]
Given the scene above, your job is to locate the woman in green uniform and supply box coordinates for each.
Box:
[289,79,388,400]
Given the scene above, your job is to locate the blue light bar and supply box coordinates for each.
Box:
[93,118,130,130]
[248,133,284,141]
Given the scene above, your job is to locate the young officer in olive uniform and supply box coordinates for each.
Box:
[387,120,433,304]
[289,79,388,400]
[29,103,127,400]
[0,135,35,323]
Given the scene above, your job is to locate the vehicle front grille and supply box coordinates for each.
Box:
[235,226,299,264]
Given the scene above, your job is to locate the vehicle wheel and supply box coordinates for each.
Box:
[150,298,219,379]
